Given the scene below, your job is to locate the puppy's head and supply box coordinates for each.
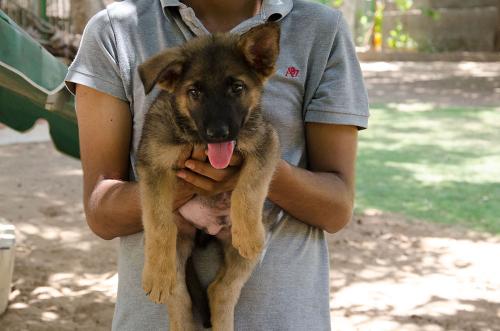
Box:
[138,23,280,168]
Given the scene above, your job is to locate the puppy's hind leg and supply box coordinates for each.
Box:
[207,240,258,331]
[165,229,197,331]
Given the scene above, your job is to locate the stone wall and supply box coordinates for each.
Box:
[382,0,499,51]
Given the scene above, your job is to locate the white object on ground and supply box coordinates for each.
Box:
[0,122,51,146]
[0,218,16,315]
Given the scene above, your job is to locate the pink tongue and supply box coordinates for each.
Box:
[207,141,235,169]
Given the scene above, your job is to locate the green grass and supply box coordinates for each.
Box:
[355,104,500,234]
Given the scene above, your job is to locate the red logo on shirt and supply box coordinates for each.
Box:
[285,66,300,78]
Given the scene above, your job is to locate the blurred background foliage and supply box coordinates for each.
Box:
[2,0,500,55]
[310,0,500,52]
[1,0,499,236]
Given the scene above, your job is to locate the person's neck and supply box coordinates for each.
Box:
[182,0,262,33]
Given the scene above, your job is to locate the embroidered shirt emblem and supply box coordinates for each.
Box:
[285,66,300,78]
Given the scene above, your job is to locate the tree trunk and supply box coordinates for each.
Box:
[70,0,106,34]
[339,0,358,36]
[496,0,500,50]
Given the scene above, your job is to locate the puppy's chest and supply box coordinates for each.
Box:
[179,192,233,229]
[197,192,231,210]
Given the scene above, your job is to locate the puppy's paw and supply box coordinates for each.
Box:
[231,232,264,260]
[142,266,175,304]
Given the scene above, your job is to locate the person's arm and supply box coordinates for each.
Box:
[76,85,243,240]
[76,85,196,239]
[181,122,358,234]
[268,123,358,234]
[76,84,142,239]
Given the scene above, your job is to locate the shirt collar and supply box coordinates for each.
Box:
[160,0,181,7]
[159,0,293,21]
[261,0,293,21]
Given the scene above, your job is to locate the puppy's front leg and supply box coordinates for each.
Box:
[230,158,268,260]
[139,168,178,304]
[231,133,279,260]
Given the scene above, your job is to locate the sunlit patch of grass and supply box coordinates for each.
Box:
[356,105,500,233]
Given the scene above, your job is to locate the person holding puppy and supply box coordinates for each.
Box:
[66,0,369,330]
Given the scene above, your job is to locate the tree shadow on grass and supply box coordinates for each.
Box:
[357,145,500,233]
[357,107,500,234]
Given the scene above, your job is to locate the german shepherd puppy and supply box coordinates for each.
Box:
[136,23,281,331]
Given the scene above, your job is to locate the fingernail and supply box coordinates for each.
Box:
[185,161,194,169]
[177,171,186,179]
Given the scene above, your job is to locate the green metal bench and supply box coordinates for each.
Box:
[0,10,79,158]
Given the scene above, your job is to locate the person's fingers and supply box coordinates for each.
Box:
[191,145,207,161]
[184,159,239,182]
[177,170,218,193]
[177,169,236,194]
[175,146,194,169]
[229,151,243,166]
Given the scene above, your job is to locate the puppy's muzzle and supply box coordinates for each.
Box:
[206,124,230,142]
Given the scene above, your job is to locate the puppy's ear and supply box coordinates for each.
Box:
[138,48,183,94]
[238,22,280,79]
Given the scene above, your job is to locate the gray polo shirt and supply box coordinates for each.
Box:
[66,0,369,330]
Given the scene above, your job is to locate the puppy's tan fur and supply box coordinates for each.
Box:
[136,23,280,331]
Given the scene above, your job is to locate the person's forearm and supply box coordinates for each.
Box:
[85,180,143,240]
[267,160,354,233]
[85,178,196,240]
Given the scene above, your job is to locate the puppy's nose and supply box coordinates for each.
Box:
[206,125,229,140]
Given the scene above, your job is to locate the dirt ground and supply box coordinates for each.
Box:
[362,61,500,108]
[0,62,499,330]
[0,143,116,331]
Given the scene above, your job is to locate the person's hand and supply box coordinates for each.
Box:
[176,145,243,196]
[173,145,242,237]
[171,145,207,211]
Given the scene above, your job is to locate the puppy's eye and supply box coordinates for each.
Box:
[231,82,244,95]
[188,88,201,99]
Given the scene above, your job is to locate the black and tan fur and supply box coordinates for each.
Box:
[136,23,281,331]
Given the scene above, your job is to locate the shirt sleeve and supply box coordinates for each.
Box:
[304,13,369,129]
[64,9,128,102]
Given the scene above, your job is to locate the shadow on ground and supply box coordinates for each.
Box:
[1,142,499,331]
[329,213,500,331]
[363,62,500,108]
[0,143,117,330]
